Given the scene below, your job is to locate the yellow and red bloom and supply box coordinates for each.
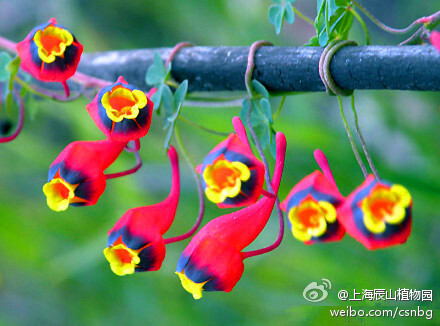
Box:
[104,146,180,275]
[43,139,126,212]
[176,133,286,299]
[86,76,153,142]
[196,125,265,208]
[16,18,83,82]
[337,175,412,250]
[281,170,345,244]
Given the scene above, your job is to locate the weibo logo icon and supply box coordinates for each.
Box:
[303,278,332,302]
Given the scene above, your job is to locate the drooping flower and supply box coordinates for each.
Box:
[86,76,153,142]
[280,149,345,244]
[196,117,265,208]
[176,132,286,299]
[337,175,412,250]
[16,18,83,84]
[43,139,126,211]
[104,146,180,275]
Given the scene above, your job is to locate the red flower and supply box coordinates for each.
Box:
[337,175,412,250]
[43,139,126,211]
[16,18,83,83]
[104,146,180,275]
[280,150,345,244]
[176,132,286,299]
[86,76,153,142]
[196,117,265,208]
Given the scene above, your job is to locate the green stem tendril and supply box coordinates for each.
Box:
[338,96,368,178]
[272,96,286,120]
[242,40,284,259]
[349,7,371,45]
[178,115,230,136]
[351,0,421,34]
[164,124,205,244]
[350,95,380,180]
[292,6,315,25]
[0,90,25,143]
[14,76,82,102]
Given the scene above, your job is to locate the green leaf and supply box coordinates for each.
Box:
[271,0,282,4]
[327,0,339,18]
[151,85,163,113]
[252,80,269,99]
[0,52,12,82]
[268,5,285,34]
[146,52,166,86]
[269,129,277,159]
[260,98,273,124]
[253,122,271,150]
[174,80,188,108]
[240,99,267,127]
[286,0,296,3]
[284,3,295,24]
[305,36,320,46]
[6,56,20,76]
[161,85,175,125]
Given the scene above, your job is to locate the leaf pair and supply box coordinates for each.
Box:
[308,0,353,46]
[268,0,296,35]
[145,52,189,149]
[162,80,188,149]
[240,80,277,158]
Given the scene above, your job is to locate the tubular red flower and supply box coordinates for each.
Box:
[43,139,126,212]
[337,175,412,250]
[104,146,180,275]
[280,150,346,244]
[16,18,83,83]
[196,118,264,208]
[176,132,286,299]
[86,76,153,142]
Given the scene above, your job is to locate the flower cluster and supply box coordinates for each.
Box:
[7,19,416,304]
[281,149,412,250]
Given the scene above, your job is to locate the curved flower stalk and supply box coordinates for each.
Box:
[280,149,346,244]
[337,175,412,250]
[176,132,286,300]
[16,18,83,97]
[104,146,180,275]
[43,139,127,212]
[196,117,265,208]
[86,76,153,142]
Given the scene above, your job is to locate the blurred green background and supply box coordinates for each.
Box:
[0,0,439,325]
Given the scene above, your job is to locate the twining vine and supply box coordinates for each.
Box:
[0,1,439,300]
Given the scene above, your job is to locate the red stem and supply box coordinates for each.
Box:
[124,139,140,153]
[0,35,17,53]
[261,189,275,198]
[165,42,194,69]
[105,150,142,179]
[164,167,205,244]
[61,81,70,98]
[242,133,286,259]
[0,90,25,143]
